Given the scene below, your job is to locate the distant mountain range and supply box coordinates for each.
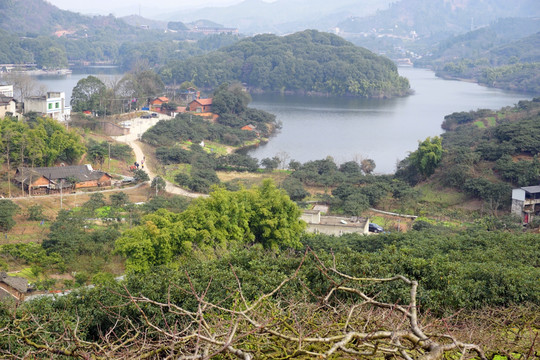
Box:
[423,17,540,66]
[163,0,394,35]
[338,0,540,38]
[2,0,538,60]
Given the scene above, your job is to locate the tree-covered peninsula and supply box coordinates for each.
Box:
[161,30,411,98]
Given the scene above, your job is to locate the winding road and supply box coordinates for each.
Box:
[113,114,207,199]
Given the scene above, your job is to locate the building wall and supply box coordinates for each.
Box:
[98,122,129,136]
[511,199,525,218]
[25,97,47,113]
[0,85,14,97]
[0,283,23,301]
[0,100,16,117]
[188,101,212,112]
[98,174,112,186]
[75,180,100,188]
[301,212,320,224]
[305,223,368,236]
[31,176,50,188]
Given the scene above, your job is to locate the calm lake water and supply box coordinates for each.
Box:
[248,67,534,173]
[35,67,534,173]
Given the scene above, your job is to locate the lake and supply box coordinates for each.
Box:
[34,67,534,173]
[248,67,534,173]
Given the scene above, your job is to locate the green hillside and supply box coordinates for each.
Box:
[0,0,132,35]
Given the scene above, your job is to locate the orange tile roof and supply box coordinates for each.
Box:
[195,98,212,106]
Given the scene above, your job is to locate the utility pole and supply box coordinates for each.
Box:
[108,142,111,171]
[60,179,63,209]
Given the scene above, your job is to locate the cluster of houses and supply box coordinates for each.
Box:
[0,84,70,122]
[148,88,214,115]
[148,92,261,136]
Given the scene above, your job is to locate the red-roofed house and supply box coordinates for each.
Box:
[150,96,169,111]
[241,124,260,136]
[188,98,213,113]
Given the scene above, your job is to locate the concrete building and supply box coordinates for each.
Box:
[0,84,14,97]
[25,91,70,122]
[0,94,16,117]
[302,210,369,236]
[511,185,540,223]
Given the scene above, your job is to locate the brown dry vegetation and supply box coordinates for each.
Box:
[2,184,152,246]
[217,169,289,187]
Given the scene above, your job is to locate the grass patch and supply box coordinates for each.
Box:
[486,116,497,126]
[418,183,468,207]
[163,164,191,184]
[218,170,289,189]
[203,141,229,156]
[474,120,486,129]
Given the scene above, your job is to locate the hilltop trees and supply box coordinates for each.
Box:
[161,30,410,98]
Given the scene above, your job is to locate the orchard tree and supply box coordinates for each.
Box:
[109,192,130,208]
[0,200,19,232]
[133,169,150,183]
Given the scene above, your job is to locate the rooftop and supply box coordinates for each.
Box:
[15,165,111,185]
[522,185,540,194]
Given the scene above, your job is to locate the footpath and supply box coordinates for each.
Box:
[113,114,207,199]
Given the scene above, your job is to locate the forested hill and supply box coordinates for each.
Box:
[160,30,411,98]
[0,0,133,35]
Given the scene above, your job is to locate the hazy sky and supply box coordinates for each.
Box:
[47,0,258,17]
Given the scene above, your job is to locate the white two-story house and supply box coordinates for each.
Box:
[25,91,71,122]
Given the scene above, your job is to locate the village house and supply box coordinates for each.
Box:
[0,272,28,302]
[150,96,169,112]
[302,210,370,236]
[0,94,17,118]
[0,84,14,97]
[241,124,260,136]
[14,164,112,195]
[511,185,540,223]
[188,97,213,113]
[176,88,200,104]
[24,91,70,122]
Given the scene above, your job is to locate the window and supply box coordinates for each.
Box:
[55,102,59,109]
[48,103,52,110]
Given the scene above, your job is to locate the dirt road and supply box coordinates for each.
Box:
[113,114,207,199]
